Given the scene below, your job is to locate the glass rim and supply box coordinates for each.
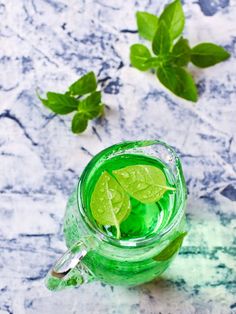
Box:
[77,140,187,248]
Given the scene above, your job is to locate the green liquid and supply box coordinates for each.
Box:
[63,152,186,286]
[86,154,177,240]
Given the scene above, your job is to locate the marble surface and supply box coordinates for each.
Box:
[0,0,236,313]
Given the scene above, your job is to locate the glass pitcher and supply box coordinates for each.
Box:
[46,140,187,291]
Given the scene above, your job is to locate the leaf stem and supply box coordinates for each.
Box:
[115,223,121,239]
[105,182,121,240]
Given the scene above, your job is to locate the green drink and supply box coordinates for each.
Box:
[46,141,187,291]
[88,154,176,240]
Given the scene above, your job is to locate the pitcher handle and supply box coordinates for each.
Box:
[45,240,95,291]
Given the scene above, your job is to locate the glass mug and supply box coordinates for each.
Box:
[46,140,187,291]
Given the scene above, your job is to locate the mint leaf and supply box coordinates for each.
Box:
[130,44,152,71]
[45,92,78,114]
[113,165,175,204]
[136,11,158,41]
[170,37,191,66]
[144,57,160,69]
[69,72,97,96]
[157,65,198,102]
[191,43,230,68]
[152,21,171,56]
[37,71,104,135]
[71,112,88,134]
[79,91,103,119]
[154,232,187,261]
[90,171,131,239]
[130,1,230,102]
[84,91,101,106]
[159,0,184,40]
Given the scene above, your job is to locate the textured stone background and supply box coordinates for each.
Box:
[0,0,235,313]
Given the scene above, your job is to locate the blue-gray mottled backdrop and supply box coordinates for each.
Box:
[0,0,235,313]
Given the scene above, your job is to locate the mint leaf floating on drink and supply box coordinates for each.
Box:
[90,171,131,239]
[154,232,187,261]
[113,165,175,204]
[130,0,230,102]
[90,164,176,239]
[37,72,104,134]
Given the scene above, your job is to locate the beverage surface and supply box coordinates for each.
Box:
[85,154,177,240]
[62,152,186,287]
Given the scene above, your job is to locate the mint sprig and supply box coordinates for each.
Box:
[37,72,104,134]
[130,0,230,102]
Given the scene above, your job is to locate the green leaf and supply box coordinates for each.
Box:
[159,0,185,40]
[98,104,105,117]
[152,20,171,56]
[46,92,79,114]
[170,37,191,66]
[130,44,152,71]
[154,232,187,261]
[112,165,175,204]
[157,65,198,102]
[69,72,97,96]
[37,72,104,135]
[191,43,230,68]
[143,57,160,69]
[71,112,88,134]
[79,91,102,119]
[136,11,159,41]
[90,171,131,239]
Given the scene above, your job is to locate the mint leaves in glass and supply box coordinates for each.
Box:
[37,72,104,134]
[46,141,187,290]
[90,161,177,240]
[130,0,230,102]
[90,171,131,239]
